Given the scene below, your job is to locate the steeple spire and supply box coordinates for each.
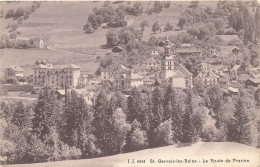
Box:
[164,36,171,56]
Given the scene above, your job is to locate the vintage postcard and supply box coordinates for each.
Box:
[0,0,259,167]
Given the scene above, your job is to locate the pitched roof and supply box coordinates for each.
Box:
[238,74,250,81]
[201,63,210,69]
[164,55,175,60]
[248,78,260,84]
[228,87,239,93]
[103,63,129,72]
[9,65,24,72]
[219,76,230,82]
[201,71,219,79]
[56,64,80,69]
[172,70,186,78]
[144,57,157,64]
[85,85,98,91]
[32,64,53,69]
[56,89,66,96]
[130,72,143,80]
[176,47,202,53]
[231,65,241,71]
[176,64,193,77]
[112,46,124,52]
[134,65,150,71]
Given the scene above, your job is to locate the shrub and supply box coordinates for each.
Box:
[5,9,14,19]
[153,119,173,147]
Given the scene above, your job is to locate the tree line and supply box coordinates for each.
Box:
[1,84,259,164]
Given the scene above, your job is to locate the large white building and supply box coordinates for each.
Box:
[32,60,80,88]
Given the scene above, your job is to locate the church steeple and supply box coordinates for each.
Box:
[164,36,171,56]
[161,36,176,82]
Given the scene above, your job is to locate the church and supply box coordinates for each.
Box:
[161,38,193,89]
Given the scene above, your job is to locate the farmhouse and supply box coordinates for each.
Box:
[230,64,246,80]
[32,37,44,48]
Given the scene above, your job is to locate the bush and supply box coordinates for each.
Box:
[153,119,173,147]
[14,7,25,19]
[83,22,94,34]
[106,30,119,48]
[129,128,148,150]
[5,9,14,19]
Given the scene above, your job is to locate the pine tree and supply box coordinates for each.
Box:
[110,91,127,113]
[182,89,194,143]
[153,119,173,147]
[164,85,183,143]
[151,87,164,130]
[32,87,61,142]
[127,88,144,123]
[111,108,131,153]
[124,119,148,152]
[62,91,99,158]
[255,5,260,41]
[11,101,33,130]
[228,97,253,145]
[93,90,113,156]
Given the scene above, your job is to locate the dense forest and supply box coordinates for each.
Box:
[1,84,259,164]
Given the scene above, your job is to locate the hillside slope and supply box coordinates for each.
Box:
[3,142,260,167]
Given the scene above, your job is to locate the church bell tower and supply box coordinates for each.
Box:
[161,37,176,82]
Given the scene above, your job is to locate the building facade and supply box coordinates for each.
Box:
[4,65,24,78]
[32,60,80,88]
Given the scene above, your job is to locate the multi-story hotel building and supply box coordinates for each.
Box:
[32,60,80,88]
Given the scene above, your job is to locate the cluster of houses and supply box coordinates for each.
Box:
[1,38,260,105]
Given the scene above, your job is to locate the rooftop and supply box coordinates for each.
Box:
[231,65,241,71]
[8,65,24,72]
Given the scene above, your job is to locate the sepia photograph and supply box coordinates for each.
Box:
[0,0,260,166]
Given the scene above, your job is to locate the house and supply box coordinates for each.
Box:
[32,37,44,48]
[113,72,143,90]
[245,75,260,87]
[73,88,94,106]
[199,71,220,86]
[228,86,239,96]
[237,74,250,85]
[232,47,240,55]
[112,46,124,53]
[201,63,211,72]
[4,65,24,78]
[56,89,67,100]
[32,60,80,88]
[101,64,131,81]
[230,65,246,80]
[219,76,230,87]
[143,57,160,67]
[222,86,239,101]
[78,73,98,87]
[209,49,217,57]
[151,50,160,56]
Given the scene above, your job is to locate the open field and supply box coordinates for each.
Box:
[0,48,99,76]
[0,2,34,36]
[3,142,260,167]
